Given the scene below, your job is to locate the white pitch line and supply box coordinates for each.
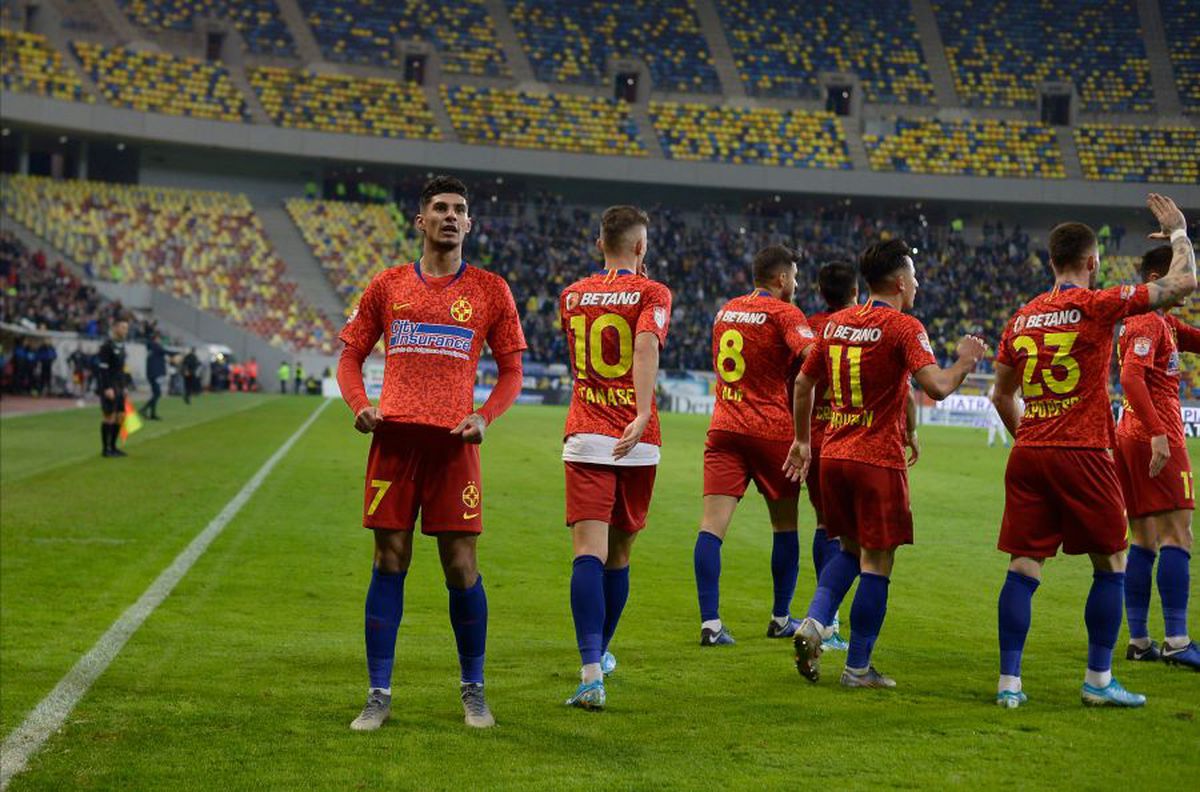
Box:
[0,398,332,789]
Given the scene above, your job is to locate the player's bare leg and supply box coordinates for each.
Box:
[995,555,1042,708]
[1126,515,1161,660]
[598,526,637,676]
[840,547,897,689]
[351,530,413,731]
[695,495,738,646]
[1081,551,1145,707]
[766,497,803,638]
[437,533,494,727]
[1156,510,1199,669]
[796,537,862,682]
[568,520,612,709]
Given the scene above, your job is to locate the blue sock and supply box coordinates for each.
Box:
[1158,546,1191,638]
[693,532,722,622]
[364,568,405,690]
[846,573,889,669]
[771,531,800,618]
[1084,571,1124,673]
[1125,544,1155,640]
[806,550,860,627]
[997,570,1039,677]
[571,555,605,666]
[601,565,630,654]
[811,527,830,579]
[447,575,488,684]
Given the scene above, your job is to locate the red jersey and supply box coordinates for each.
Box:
[708,290,815,441]
[1117,311,1200,447]
[996,282,1150,449]
[560,269,672,444]
[339,262,526,429]
[807,311,834,449]
[800,301,936,470]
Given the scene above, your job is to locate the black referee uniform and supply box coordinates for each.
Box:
[97,335,128,457]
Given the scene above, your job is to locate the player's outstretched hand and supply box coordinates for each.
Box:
[955,334,988,368]
[1148,433,1170,478]
[782,439,810,483]
[1146,193,1186,239]
[354,405,382,434]
[613,413,650,460]
[451,413,488,444]
[905,430,920,467]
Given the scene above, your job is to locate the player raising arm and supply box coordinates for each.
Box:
[988,194,1195,709]
[1114,242,1200,670]
[559,206,671,711]
[784,239,987,688]
[337,176,526,731]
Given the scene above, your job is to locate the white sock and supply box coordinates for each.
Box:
[1084,668,1112,688]
[1129,636,1151,650]
[772,614,790,628]
[369,686,391,696]
[997,674,1021,694]
[701,619,723,633]
[1165,634,1190,649]
[845,665,868,676]
[581,663,602,683]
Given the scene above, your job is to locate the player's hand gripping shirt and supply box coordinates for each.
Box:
[339,262,526,429]
[800,302,936,470]
[559,269,672,459]
[1118,311,1200,447]
[708,290,816,442]
[996,282,1150,448]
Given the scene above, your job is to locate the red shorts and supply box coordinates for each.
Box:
[564,461,657,533]
[999,446,1128,557]
[1114,435,1194,518]
[703,430,800,502]
[806,444,824,522]
[820,458,913,550]
[362,423,483,534]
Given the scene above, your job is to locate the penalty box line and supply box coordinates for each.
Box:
[0,398,333,790]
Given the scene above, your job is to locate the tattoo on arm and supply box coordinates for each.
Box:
[1147,236,1196,310]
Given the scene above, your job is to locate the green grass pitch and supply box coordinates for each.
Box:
[2,394,1197,790]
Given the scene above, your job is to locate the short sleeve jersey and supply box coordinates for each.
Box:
[708,290,815,442]
[806,311,834,449]
[560,269,672,445]
[800,302,936,470]
[996,282,1150,449]
[1117,312,1200,447]
[339,262,526,429]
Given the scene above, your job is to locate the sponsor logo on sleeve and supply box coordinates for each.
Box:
[1120,285,1135,301]
[798,326,815,339]
[654,306,667,329]
[345,307,358,326]
[1133,337,1152,357]
[917,332,933,354]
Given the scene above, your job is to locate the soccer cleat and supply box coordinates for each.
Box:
[565,679,606,710]
[995,690,1028,709]
[766,616,802,638]
[1080,678,1146,707]
[1125,640,1161,662]
[109,448,128,457]
[460,682,495,728]
[822,630,849,652]
[792,618,823,683]
[1161,641,1200,671]
[700,625,736,646]
[349,689,391,731]
[600,651,617,676]
[840,666,897,689]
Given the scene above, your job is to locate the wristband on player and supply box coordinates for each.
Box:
[1170,228,1189,243]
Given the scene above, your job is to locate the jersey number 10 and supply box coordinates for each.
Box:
[570,313,633,379]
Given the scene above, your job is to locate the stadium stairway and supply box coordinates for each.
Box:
[1054,127,1085,180]
[88,0,141,43]
[909,0,959,107]
[842,120,871,171]
[225,61,272,125]
[692,0,746,98]
[483,0,535,84]
[253,200,346,323]
[627,101,666,158]
[32,3,104,103]
[1136,0,1183,116]
[274,0,326,66]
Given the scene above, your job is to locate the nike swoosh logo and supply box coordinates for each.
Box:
[463,512,480,520]
[393,302,411,311]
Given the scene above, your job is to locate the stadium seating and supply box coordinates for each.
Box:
[932,0,1153,112]
[298,0,507,77]
[1162,0,1200,113]
[442,85,644,156]
[115,0,295,56]
[1,175,337,353]
[649,102,850,168]
[0,29,91,103]
[864,118,1065,179]
[250,67,439,140]
[715,0,933,103]
[505,0,719,93]
[72,41,247,121]
[286,198,421,310]
[1074,124,1199,184]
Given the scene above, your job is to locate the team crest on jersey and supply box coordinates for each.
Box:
[1133,337,1152,357]
[450,297,473,323]
[462,481,480,509]
[917,332,933,353]
[654,307,667,329]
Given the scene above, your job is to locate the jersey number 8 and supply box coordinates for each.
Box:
[570,313,633,379]
[716,329,747,384]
